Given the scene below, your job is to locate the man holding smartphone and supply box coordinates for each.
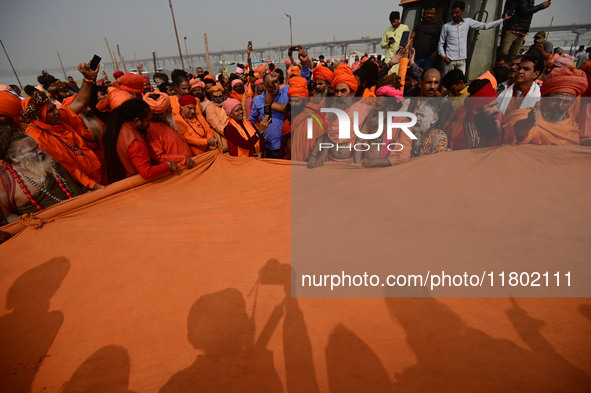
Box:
[381,11,410,75]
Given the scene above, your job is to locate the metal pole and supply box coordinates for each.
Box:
[184,37,192,72]
[546,16,554,40]
[168,0,185,70]
[285,13,293,48]
[57,51,67,80]
[0,40,23,91]
[153,51,158,73]
[204,33,212,74]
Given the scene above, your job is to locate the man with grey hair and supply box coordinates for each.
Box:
[0,129,88,222]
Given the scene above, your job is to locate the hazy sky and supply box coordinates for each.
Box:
[1,0,589,82]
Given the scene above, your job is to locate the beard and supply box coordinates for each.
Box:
[315,88,328,99]
[333,96,354,110]
[214,101,224,107]
[18,153,56,178]
[81,112,105,141]
[474,110,499,142]
[542,110,566,123]
[153,112,179,130]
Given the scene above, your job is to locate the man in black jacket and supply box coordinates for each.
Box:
[498,0,551,59]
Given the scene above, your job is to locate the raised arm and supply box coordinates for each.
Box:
[68,62,100,115]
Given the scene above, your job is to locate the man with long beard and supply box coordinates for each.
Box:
[312,65,334,103]
[0,130,88,222]
[142,91,195,169]
[503,66,588,145]
[205,86,229,152]
[445,79,503,150]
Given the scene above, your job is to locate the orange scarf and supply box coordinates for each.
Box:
[228,118,260,157]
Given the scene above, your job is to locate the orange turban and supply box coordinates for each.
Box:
[313,65,334,84]
[0,90,23,125]
[118,73,144,95]
[332,64,358,93]
[288,76,309,97]
[287,65,301,77]
[203,75,217,83]
[143,91,171,114]
[96,89,135,112]
[190,79,205,90]
[541,66,588,97]
[257,64,267,74]
[209,86,224,94]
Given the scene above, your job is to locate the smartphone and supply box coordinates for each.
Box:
[264,105,273,123]
[290,46,299,52]
[89,55,101,71]
[248,40,253,49]
[399,31,410,47]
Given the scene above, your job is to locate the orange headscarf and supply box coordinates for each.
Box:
[313,65,334,84]
[541,66,588,97]
[288,76,309,97]
[332,64,358,93]
[143,91,171,114]
[118,73,144,95]
[96,89,135,112]
[0,90,23,126]
[287,65,301,78]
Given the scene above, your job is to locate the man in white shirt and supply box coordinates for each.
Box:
[497,55,543,114]
[438,1,513,75]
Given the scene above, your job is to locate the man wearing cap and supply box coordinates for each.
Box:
[381,11,410,75]
[445,79,503,150]
[525,31,553,63]
[174,95,217,156]
[503,66,588,145]
[142,91,195,168]
[439,1,513,75]
[498,0,551,59]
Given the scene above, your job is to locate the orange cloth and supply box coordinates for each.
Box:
[230,91,244,103]
[398,58,409,89]
[290,103,326,161]
[288,76,309,97]
[0,91,22,126]
[540,66,588,96]
[169,95,181,117]
[287,65,301,77]
[116,122,147,177]
[1,146,590,393]
[362,86,376,98]
[476,71,498,92]
[332,64,358,93]
[95,89,134,112]
[503,108,581,145]
[173,112,215,156]
[143,92,171,114]
[227,118,260,157]
[205,103,229,152]
[203,75,216,83]
[23,106,102,188]
[312,65,334,84]
[145,121,193,165]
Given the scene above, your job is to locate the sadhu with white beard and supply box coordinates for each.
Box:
[0,129,89,223]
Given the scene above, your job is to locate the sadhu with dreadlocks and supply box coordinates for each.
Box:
[0,126,89,223]
[21,62,105,189]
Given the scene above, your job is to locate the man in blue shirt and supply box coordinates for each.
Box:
[248,73,289,158]
[438,1,513,76]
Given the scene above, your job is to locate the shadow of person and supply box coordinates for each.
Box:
[0,257,70,393]
[60,345,136,393]
[159,288,283,393]
[385,296,591,393]
[325,324,394,393]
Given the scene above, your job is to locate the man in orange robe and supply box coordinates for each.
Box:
[21,63,104,189]
[173,95,217,156]
[205,86,229,152]
[503,66,588,145]
[142,91,195,168]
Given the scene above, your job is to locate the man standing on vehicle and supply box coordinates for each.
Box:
[381,11,410,75]
[498,0,551,59]
[438,1,513,75]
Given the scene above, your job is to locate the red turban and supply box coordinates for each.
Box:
[113,71,124,79]
[466,80,497,112]
[119,73,144,95]
[312,65,334,84]
[143,91,171,114]
[288,76,309,97]
[332,64,358,93]
[284,61,291,66]
[0,90,23,125]
[179,94,197,106]
[541,66,588,97]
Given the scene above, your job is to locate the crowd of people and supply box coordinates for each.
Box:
[0,0,590,225]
